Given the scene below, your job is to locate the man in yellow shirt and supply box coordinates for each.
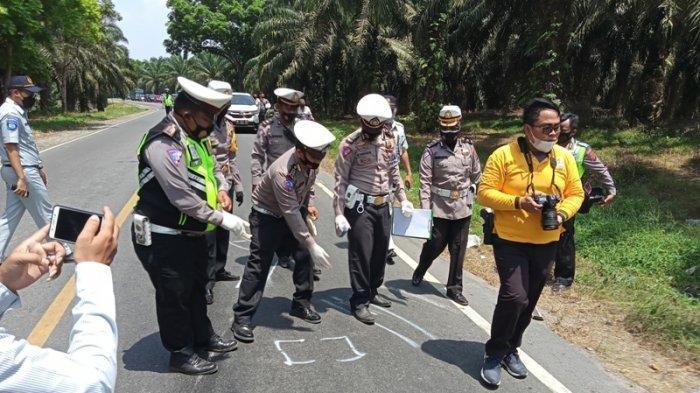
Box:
[476,98,584,387]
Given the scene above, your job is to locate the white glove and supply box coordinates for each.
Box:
[220,212,251,240]
[335,215,351,237]
[309,243,331,269]
[305,215,318,237]
[401,200,414,217]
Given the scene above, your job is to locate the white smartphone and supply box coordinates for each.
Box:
[49,205,103,243]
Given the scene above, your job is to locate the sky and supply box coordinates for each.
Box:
[114,0,170,60]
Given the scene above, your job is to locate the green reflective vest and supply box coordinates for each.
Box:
[181,136,219,231]
[163,94,174,107]
[570,141,589,179]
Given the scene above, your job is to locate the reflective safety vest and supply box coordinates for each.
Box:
[135,116,218,232]
[163,94,174,107]
[569,140,589,179]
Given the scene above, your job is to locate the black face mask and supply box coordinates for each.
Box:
[441,131,459,145]
[21,95,36,110]
[281,112,297,124]
[558,132,573,143]
[362,125,383,140]
[299,149,322,170]
[185,114,214,140]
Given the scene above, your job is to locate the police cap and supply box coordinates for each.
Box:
[356,94,392,128]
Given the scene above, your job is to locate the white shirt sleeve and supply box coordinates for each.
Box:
[0,262,118,393]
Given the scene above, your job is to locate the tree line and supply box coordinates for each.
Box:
[0,0,132,112]
[131,53,237,95]
[164,0,699,130]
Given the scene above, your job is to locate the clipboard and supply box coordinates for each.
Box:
[391,207,432,239]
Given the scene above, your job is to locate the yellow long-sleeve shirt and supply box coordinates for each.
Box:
[477,140,584,244]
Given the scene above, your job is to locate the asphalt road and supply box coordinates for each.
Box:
[1,104,641,393]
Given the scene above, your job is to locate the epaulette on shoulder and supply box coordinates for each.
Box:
[346,129,363,144]
[460,135,474,144]
[427,139,440,148]
[576,140,590,149]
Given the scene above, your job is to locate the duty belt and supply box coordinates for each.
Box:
[252,204,281,218]
[150,223,206,237]
[431,186,469,200]
[363,193,389,206]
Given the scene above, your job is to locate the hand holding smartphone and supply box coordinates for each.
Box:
[50,206,103,243]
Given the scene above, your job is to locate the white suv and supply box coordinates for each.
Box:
[227,93,260,133]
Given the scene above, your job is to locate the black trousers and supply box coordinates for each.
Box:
[206,187,233,291]
[485,237,557,358]
[415,216,471,294]
[165,106,172,115]
[233,210,314,324]
[132,227,213,352]
[206,226,230,290]
[345,203,390,310]
[554,216,576,285]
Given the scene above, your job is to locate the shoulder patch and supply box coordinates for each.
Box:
[341,144,352,157]
[162,123,178,137]
[284,177,294,191]
[5,117,19,131]
[167,148,183,165]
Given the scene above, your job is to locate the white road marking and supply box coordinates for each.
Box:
[396,288,458,313]
[40,108,155,153]
[274,339,316,366]
[330,295,436,340]
[320,336,366,362]
[315,180,572,393]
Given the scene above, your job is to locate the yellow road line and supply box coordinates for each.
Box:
[27,191,138,347]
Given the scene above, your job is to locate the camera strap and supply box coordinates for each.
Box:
[518,136,559,196]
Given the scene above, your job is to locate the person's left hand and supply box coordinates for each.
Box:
[601,194,615,206]
[557,214,564,226]
[39,169,48,186]
[0,226,65,292]
[404,174,412,190]
[218,190,232,212]
[307,206,320,221]
[235,191,244,206]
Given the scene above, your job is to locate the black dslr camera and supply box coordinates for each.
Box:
[533,194,560,230]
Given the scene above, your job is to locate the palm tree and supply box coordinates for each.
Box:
[164,55,192,91]
[139,58,168,94]
[191,52,232,85]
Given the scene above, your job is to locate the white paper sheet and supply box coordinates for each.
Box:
[391,208,432,239]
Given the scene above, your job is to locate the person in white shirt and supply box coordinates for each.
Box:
[297,98,314,120]
[0,207,119,393]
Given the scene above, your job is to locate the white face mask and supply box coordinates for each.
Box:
[526,128,556,153]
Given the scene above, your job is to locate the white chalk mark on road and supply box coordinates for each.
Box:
[314,181,334,197]
[274,339,316,366]
[396,288,457,313]
[321,336,366,362]
[330,296,436,340]
[374,323,420,349]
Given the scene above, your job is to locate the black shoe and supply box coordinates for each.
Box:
[205,289,213,305]
[551,278,572,293]
[313,267,321,282]
[231,323,254,343]
[352,306,375,325]
[290,305,322,324]
[169,352,218,375]
[411,273,423,286]
[215,270,240,281]
[278,257,291,269]
[386,249,396,265]
[200,334,238,353]
[370,296,391,308]
[447,292,469,306]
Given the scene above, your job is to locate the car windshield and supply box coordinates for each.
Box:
[231,94,255,106]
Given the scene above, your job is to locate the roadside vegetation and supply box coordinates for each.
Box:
[322,115,700,365]
[31,101,147,133]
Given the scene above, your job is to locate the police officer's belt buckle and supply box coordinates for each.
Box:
[450,190,460,200]
[373,195,385,205]
[221,164,230,174]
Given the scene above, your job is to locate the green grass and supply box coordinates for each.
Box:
[30,101,147,133]
[320,114,700,360]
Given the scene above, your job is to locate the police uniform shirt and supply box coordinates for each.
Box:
[210,117,243,192]
[333,128,406,216]
[419,137,482,220]
[143,114,229,226]
[390,120,408,167]
[251,115,296,186]
[0,98,41,166]
[252,148,316,249]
